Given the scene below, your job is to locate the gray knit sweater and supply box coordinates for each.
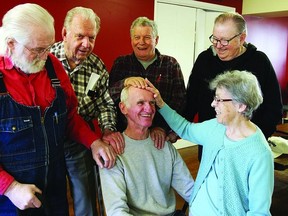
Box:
[100,133,194,216]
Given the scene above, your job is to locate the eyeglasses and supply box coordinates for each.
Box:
[209,32,242,46]
[19,42,52,58]
[213,96,233,103]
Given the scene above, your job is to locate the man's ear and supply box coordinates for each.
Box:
[240,32,246,45]
[62,27,67,40]
[119,102,127,115]
[155,36,159,46]
[7,38,15,50]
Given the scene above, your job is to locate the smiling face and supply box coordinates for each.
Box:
[120,87,156,131]
[131,26,158,62]
[63,14,97,68]
[211,87,238,126]
[212,20,246,61]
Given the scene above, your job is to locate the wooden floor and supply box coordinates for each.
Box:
[271,154,288,216]
[175,146,199,211]
[68,145,288,215]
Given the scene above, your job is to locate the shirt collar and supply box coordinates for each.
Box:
[0,56,14,70]
[51,41,89,73]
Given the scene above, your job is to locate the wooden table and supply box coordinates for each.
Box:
[275,123,288,136]
[273,123,288,170]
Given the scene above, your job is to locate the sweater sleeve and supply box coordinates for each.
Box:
[159,104,209,144]
[247,151,274,215]
[170,145,194,202]
[99,159,133,216]
[185,51,205,122]
[249,50,282,138]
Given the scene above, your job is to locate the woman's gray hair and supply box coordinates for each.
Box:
[64,7,100,34]
[214,12,247,35]
[210,70,263,119]
[0,3,54,56]
[130,17,158,38]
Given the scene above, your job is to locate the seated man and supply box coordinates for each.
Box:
[100,86,194,215]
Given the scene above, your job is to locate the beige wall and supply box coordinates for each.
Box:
[242,0,288,17]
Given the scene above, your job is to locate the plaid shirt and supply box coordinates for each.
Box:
[109,49,186,132]
[50,41,117,131]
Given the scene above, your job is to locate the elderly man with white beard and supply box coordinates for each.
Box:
[0,3,116,216]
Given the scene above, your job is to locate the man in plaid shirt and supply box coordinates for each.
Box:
[109,17,186,149]
[50,7,124,216]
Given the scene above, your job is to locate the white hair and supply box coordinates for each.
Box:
[0,3,54,56]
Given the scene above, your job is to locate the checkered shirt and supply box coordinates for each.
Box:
[50,41,117,131]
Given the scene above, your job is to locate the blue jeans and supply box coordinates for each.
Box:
[64,140,97,216]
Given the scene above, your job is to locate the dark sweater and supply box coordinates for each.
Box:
[186,43,282,138]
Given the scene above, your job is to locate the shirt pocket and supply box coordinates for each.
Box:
[0,116,36,157]
[52,110,67,145]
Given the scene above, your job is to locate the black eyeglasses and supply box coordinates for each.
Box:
[209,32,242,46]
[213,96,233,103]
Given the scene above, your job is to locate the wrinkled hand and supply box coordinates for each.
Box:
[124,77,147,88]
[91,139,116,169]
[144,78,165,108]
[167,131,179,143]
[150,127,167,149]
[102,129,125,155]
[4,180,42,210]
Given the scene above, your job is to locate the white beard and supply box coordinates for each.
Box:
[10,49,46,74]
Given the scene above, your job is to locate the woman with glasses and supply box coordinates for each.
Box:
[185,12,282,161]
[145,70,274,216]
